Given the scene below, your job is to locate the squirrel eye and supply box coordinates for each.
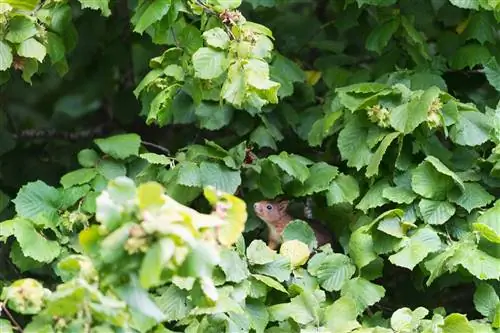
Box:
[266,204,273,210]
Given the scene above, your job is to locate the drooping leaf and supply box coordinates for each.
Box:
[94,133,141,160]
[340,277,386,313]
[78,0,110,16]
[131,0,172,34]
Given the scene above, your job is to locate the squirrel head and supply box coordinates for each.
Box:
[253,200,290,226]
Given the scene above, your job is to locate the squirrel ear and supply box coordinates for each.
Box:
[278,200,289,211]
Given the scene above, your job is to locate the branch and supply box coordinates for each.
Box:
[1,302,23,332]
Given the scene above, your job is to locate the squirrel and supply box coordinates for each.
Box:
[253,199,332,250]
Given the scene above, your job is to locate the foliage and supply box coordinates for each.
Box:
[0,0,500,332]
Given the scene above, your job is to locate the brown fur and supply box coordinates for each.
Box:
[253,200,332,250]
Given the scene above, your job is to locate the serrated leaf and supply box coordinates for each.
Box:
[463,12,496,45]
[291,162,338,196]
[268,152,310,183]
[202,27,230,49]
[0,41,13,71]
[247,240,279,265]
[252,274,288,294]
[17,38,46,62]
[94,133,141,160]
[131,0,171,34]
[450,111,492,146]
[192,47,228,79]
[449,0,478,9]
[268,292,321,325]
[449,43,490,70]
[5,16,36,43]
[389,226,442,270]
[13,180,61,219]
[199,162,241,193]
[448,183,494,213]
[443,313,473,333]
[14,219,61,262]
[325,296,361,333]
[195,102,233,130]
[270,54,305,98]
[219,249,249,283]
[253,257,291,282]
[60,168,97,189]
[474,283,499,320]
[366,132,400,177]
[280,240,310,267]
[154,285,192,322]
[246,300,269,333]
[282,220,317,250]
[419,199,456,225]
[412,162,454,200]
[365,18,399,54]
[78,0,110,16]
[356,180,391,213]
[484,58,500,92]
[139,153,173,165]
[338,115,372,170]
[326,174,360,205]
[390,86,440,134]
[349,227,378,269]
[383,186,417,204]
[177,162,202,187]
[341,277,385,313]
[472,201,500,243]
[307,252,356,291]
[448,243,500,280]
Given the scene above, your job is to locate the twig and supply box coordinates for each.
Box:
[1,302,23,332]
[141,141,171,155]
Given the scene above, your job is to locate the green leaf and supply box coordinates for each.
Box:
[473,283,500,320]
[365,18,399,54]
[253,257,291,282]
[139,153,173,165]
[349,227,378,269]
[383,186,417,204]
[325,296,361,333]
[246,300,269,333]
[448,243,500,280]
[0,319,13,333]
[356,180,391,213]
[131,0,171,34]
[13,181,61,219]
[268,152,310,183]
[268,292,322,325]
[390,86,441,134]
[252,274,288,294]
[5,16,37,43]
[202,27,230,49]
[449,44,491,70]
[222,63,246,107]
[307,252,356,291]
[195,102,233,130]
[442,313,473,333]
[116,276,166,322]
[280,240,310,267]
[154,285,192,322]
[425,156,464,191]
[17,38,46,62]
[78,0,110,16]
[450,111,492,146]
[449,0,478,9]
[199,162,241,193]
[0,41,13,71]
[419,199,456,225]
[2,0,39,10]
[140,239,174,289]
[192,47,228,79]
[463,12,496,45]
[472,201,500,243]
[177,162,202,187]
[326,174,360,205]
[46,32,65,63]
[291,162,338,196]
[134,69,163,97]
[14,219,61,262]
[94,133,141,160]
[270,54,305,98]
[341,277,385,313]
[448,183,494,213]
[390,307,429,332]
[338,115,372,170]
[247,240,279,265]
[366,132,400,177]
[411,162,454,200]
[484,58,500,92]
[219,249,250,283]
[60,168,97,189]
[258,160,283,198]
[389,226,442,270]
[282,220,317,250]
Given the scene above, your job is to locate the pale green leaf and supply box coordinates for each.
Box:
[449,0,478,9]
[356,180,391,213]
[419,199,456,225]
[14,219,61,262]
[139,153,173,165]
[94,133,141,160]
[202,27,230,49]
[5,16,36,43]
[246,300,269,333]
[341,277,385,313]
[448,244,500,280]
[192,47,228,79]
[219,249,250,283]
[307,252,356,291]
[389,226,442,270]
[253,257,291,282]
[326,174,360,205]
[268,292,321,325]
[252,274,288,294]
[349,227,378,269]
[177,162,202,187]
[154,285,192,322]
[473,283,500,320]
[484,58,500,92]
[442,313,473,333]
[17,38,46,62]
[448,183,494,213]
[325,296,361,333]
[472,201,500,243]
[0,319,13,333]
[282,220,317,250]
[0,41,13,71]
[78,0,110,16]
[450,111,492,146]
[60,168,97,189]
[247,240,279,265]
[13,180,61,219]
[366,132,400,177]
